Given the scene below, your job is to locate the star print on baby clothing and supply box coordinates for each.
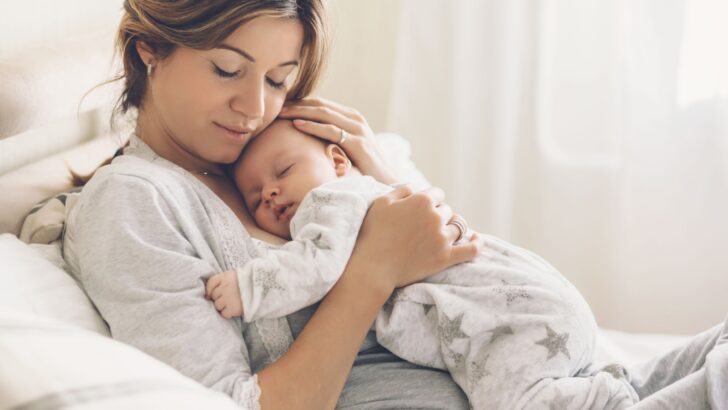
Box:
[601,363,628,380]
[468,352,491,393]
[445,346,465,369]
[311,232,331,250]
[487,325,514,344]
[535,325,571,360]
[439,312,469,346]
[422,303,434,316]
[391,289,412,303]
[255,267,285,298]
[493,281,533,306]
[308,191,334,219]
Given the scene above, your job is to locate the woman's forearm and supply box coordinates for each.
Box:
[256,257,392,410]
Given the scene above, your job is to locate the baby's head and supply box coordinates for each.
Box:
[232,119,353,239]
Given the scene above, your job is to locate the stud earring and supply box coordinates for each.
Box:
[146,63,152,76]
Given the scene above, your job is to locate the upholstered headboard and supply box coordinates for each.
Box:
[0,1,126,235]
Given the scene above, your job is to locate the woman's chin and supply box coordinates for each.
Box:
[211,149,245,165]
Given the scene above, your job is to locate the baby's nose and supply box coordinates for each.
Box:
[261,186,280,202]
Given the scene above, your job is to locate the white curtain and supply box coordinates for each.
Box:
[387,0,728,334]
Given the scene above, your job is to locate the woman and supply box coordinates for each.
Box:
[63,1,478,409]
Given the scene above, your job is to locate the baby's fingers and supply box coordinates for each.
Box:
[205,276,221,299]
[211,285,224,301]
[214,298,226,312]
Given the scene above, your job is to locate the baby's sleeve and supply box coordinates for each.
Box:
[67,173,262,408]
[237,185,374,322]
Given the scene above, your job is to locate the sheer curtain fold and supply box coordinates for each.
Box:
[388,0,728,333]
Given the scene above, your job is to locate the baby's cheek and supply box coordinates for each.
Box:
[257,210,276,231]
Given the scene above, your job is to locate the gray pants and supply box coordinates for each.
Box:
[629,316,728,409]
[335,316,728,409]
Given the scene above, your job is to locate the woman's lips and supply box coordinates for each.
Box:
[214,122,253,142]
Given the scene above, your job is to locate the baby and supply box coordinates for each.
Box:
[205,119,638,409]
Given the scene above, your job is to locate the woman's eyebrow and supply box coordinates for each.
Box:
[217,44,299,67]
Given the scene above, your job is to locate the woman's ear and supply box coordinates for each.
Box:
[135,40,156,66]
[326,144,351,177]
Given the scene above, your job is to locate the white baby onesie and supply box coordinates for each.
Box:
[236,176,639,409]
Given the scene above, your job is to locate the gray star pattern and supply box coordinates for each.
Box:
[438,312,469,346]
[546,388,575,410]
[255,267,285,298]
[468,353,491,393]
[311,232,331,250]
[601,363,627,380]
[308,191,334,218]
[445,346,465,369]
[391,289,412,303]
[422,304,434,316]
[535,325,571,360]
[493,285,533,305]
[487,325,514,344]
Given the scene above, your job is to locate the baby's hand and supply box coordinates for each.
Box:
[205,270,243,319]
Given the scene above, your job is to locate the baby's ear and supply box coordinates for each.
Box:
[326,144,351,177]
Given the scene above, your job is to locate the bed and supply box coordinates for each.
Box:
[0,5,692,410]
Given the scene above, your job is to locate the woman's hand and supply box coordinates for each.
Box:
[278,97,398,184]
[350,185,481,292]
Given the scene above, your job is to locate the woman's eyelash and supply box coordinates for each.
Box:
[212,63,285,89]
[267,78,286,89]
[212,64,239,78]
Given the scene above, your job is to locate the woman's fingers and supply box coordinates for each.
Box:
[289,119,350,145]
[387,184,415,200]
[436,204,466,243]
[418,186,446,207]
[280,105,363,136]
[435,203,453,224]
[448,233,482,265]
[284,96,364,122]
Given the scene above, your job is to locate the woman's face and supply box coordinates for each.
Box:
[143,16,304,164]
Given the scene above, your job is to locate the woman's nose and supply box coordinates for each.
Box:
[230,77,265,121]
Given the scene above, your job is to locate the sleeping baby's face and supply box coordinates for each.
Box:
[232,119,351,239]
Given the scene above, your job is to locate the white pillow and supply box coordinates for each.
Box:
[0,233,109,335]
[0,310,240,410]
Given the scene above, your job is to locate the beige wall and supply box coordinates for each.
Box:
[317,0,402,132]
[0,1,121,57]
[0,1,401,131]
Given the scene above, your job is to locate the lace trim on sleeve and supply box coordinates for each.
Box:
[254,319,294,366]
[239,374,262,410]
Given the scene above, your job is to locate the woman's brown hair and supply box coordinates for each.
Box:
[72,0,329,186]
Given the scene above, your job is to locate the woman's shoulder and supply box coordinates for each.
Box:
[68,154,211,235]
[82,154,196,206]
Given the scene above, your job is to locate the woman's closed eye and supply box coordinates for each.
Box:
[212,63,240,79]
[212,63,287,89]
